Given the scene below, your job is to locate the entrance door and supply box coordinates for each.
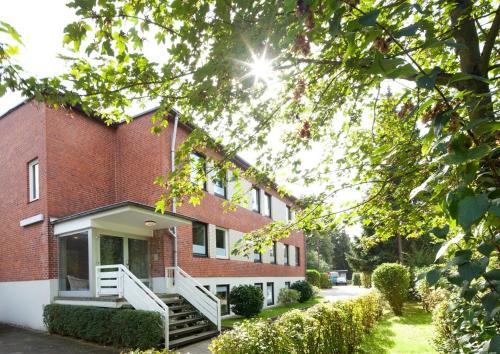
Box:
[128,238,150,286]
[100,235,124,266]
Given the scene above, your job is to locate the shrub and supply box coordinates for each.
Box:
[290,280,314,303]
[278,288,300,305]
[127,350,180,354]
[372,263,410,315]
[43,304,163,349]
[361,272,372,288]
[319,273,332,289]
[415,279,449,312]
[352,273,361,286]
[229,285,264,318]
[306,269,321,287]
[210,292,384,354]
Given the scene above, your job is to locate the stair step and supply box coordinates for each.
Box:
[169,323,210,337]
[169,329,219,349]
[170,310,198,319]
[162,298,184,305]
[169,304,192,311]
[169,316,205,328]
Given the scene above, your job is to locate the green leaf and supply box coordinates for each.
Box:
[489,335,500,353]
[458,261,484,282]
[416,67,440,89]
[358,9,379,26]
[456,194,489,230]
[431,225,449,239]
[484,269,500,281]
[443,145,491,165]
[490,198,500,216]
[284,0,296,12]
[394,23,419,38]
[433,109,451,136]
[450,249,472,265]
[481,292,499,314]
[435,233,464,260]
[426,269,441,286]
[478,242,495,257]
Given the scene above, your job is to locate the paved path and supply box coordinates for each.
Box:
[319,285,371,302]
[0,324,118,354]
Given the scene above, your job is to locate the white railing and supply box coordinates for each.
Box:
[96,265,170,348]
[166,266,221,331]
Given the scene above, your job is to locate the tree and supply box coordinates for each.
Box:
[330,230,352,274]
[1,0,499,350]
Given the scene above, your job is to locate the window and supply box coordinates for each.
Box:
[295,246,300,266]
[285,281,291,289]
[254,250,262,263]
[270,241,277,264]
[284,244,289,265]
[216,285,230,315]
[251,187,260,213]
[266,282,274,306]
[254,283,263,293]
[286,205,292,222]
[213,168,227,198]
[59,232,89,292]
[190,153,206,190]
[28,159,39,202]
[215,228,228,258]
[263,193,272,217]
[192,222,208,256]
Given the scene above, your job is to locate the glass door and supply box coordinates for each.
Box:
[100,235,124,266]
[128,238,150,286]
[59,232,90,296]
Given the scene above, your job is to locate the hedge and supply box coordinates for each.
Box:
[352,273,361,286]
[209,291,383,354]
[306,269,321,287]
[319,273,331,289]
[372,263,410,315]
[43,304,164,349]
[290,280,314,303]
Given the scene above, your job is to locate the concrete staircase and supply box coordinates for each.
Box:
[158,293,219,349]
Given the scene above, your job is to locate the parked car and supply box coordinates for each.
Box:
[329,270,348,285]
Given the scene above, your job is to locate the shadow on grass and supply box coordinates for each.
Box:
[358,316,396,354]
[397,302,433,326]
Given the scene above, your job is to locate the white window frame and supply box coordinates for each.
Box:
[215,227,229,259]
[263,192,272,218]
[251,187,260,213]
[28,159,39,202]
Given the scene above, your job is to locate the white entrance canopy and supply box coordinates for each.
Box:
[52,201,192,236]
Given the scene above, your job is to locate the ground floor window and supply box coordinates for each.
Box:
[193,222,208,256]
[254,283,263,293]
[215,228,228,258]
[59,232,89,292]
[285,281,291,288]
[216,284,230,315]
[266,282,274,306]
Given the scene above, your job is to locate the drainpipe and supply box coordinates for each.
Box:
[170,112,179,268]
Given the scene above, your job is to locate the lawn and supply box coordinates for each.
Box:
[359,302,437,354]
[221,296,324,328]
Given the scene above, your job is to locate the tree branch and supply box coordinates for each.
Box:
[480,5,500,74]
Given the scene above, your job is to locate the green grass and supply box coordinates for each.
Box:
[221,296,324,328]
[359,302,437,354]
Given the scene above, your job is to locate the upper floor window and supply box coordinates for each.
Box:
[213,170,227,199]
[192,222,208,256]
[190,153,206,190]
[28,159,39,202]
[270,241,277,264]
[286,205,292,222]
[251,187,260,213]
[295,246,300,266]
[263,193,272,218]
[254,250,262,263]
[284,244,289,265]
[215,228,228,258]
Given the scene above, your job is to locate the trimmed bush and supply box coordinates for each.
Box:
[319,273,332,289]
[277,288,300,305]
[415,279,449,312]
[372,263,410,315]
[290,280,314,303]
[352,272,361,286]
[230,285,264,318]
[361,272,372,288]
[306,269,321,287]
[43,304,163,349]
[209,291,384,354]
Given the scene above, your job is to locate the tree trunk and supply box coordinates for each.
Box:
[397,231,404,264]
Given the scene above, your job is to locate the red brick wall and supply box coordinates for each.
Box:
[0,102,51,281]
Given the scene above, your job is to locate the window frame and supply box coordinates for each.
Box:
[254,283,263,293]
[216,284,230,315]
[192,221,208,257]
[286,205,292,222]
[251,186,261,213]
[295,246,300,266]
[28,158,39,202]
[254,250,262,263]
[213,174,227,199]
[285,281,291,289]
[215,227,229,259]
[190,152,207,191]
[263,192,272,218]
[270,241,277,264]
[284,244,289,265]
[266,282,274,306]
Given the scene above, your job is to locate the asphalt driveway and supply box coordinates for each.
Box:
[0,324,118,354]
[319,285,371,302]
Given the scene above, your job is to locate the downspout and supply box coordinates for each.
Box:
[170,113,179,267]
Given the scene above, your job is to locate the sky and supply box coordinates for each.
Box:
[1,1,364,237]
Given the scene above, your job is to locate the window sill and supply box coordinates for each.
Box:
[28,198,40,204]
[216,255,229,260]
[193,253,208,258]
[214,193,227,200]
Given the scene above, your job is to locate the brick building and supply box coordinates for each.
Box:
[0,100,305,342]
